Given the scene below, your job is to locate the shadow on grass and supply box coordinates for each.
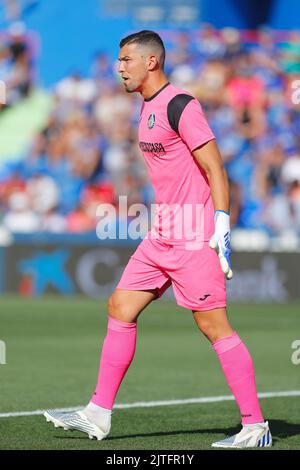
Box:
[55,419,300,445]
[269,419,300,444]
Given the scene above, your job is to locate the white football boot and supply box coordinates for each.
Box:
[44,409,110,441]
[212,421,272,448]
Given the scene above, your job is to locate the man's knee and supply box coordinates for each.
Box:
[196,317,216,340]
[193,308,234,343]
[107,292,137,323]
[194,317,232,343]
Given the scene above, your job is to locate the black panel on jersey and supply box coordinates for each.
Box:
[167,94,194,134]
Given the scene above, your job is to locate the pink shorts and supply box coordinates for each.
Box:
[117,237,226,311]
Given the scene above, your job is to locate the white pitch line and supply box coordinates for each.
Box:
[0,390,299,419]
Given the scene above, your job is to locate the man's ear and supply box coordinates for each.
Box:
[148,55,159,71]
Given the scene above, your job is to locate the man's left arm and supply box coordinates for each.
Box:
[192,139,233,280]
[173,97,233,279]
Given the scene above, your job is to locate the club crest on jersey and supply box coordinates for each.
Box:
[147,113,155,129]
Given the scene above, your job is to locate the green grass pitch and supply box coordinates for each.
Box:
[0,296,299,450]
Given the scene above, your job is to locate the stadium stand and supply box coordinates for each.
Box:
[0,22,300,238]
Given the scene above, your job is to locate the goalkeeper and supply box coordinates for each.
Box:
[45,30,271,449]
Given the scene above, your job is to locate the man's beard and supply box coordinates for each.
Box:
[124,80,140,93]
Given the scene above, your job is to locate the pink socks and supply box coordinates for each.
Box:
[91,316,137,410]
[91,318,263,426]
[212,332,264,425]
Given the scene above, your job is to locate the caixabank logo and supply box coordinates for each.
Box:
[18,250,74,295]
[11,247,126,298]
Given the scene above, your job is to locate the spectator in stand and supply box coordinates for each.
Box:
[0,21,34,108]
[195,23,225,59]
[221,27,243,59]
[41,208,67,233]
[93,83,133,136]
[0,44,12,106]
[279,30,300,75]
[3,191,40,232]
[66,201,95,233]
[225,52,266,135]
[91,51,115,86]
[26,173,60,215]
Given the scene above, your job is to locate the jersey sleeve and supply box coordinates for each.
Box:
[167,94,215,152]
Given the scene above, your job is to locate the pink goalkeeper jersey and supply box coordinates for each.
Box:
[138,82,215,245]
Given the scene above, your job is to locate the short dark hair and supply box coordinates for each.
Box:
[119,30,165,69]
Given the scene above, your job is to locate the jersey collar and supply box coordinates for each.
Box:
[144,82,170,102]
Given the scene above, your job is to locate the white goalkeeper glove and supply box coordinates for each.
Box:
[209,210,233,280]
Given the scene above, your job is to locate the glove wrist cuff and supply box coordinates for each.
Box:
[215,209,230,216]
[214,210,230,231]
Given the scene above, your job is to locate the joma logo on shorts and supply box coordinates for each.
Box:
[199,294,211,301]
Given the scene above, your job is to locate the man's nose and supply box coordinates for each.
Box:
[118,61,124,73]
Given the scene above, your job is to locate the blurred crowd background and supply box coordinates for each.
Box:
[1,18,300,237]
